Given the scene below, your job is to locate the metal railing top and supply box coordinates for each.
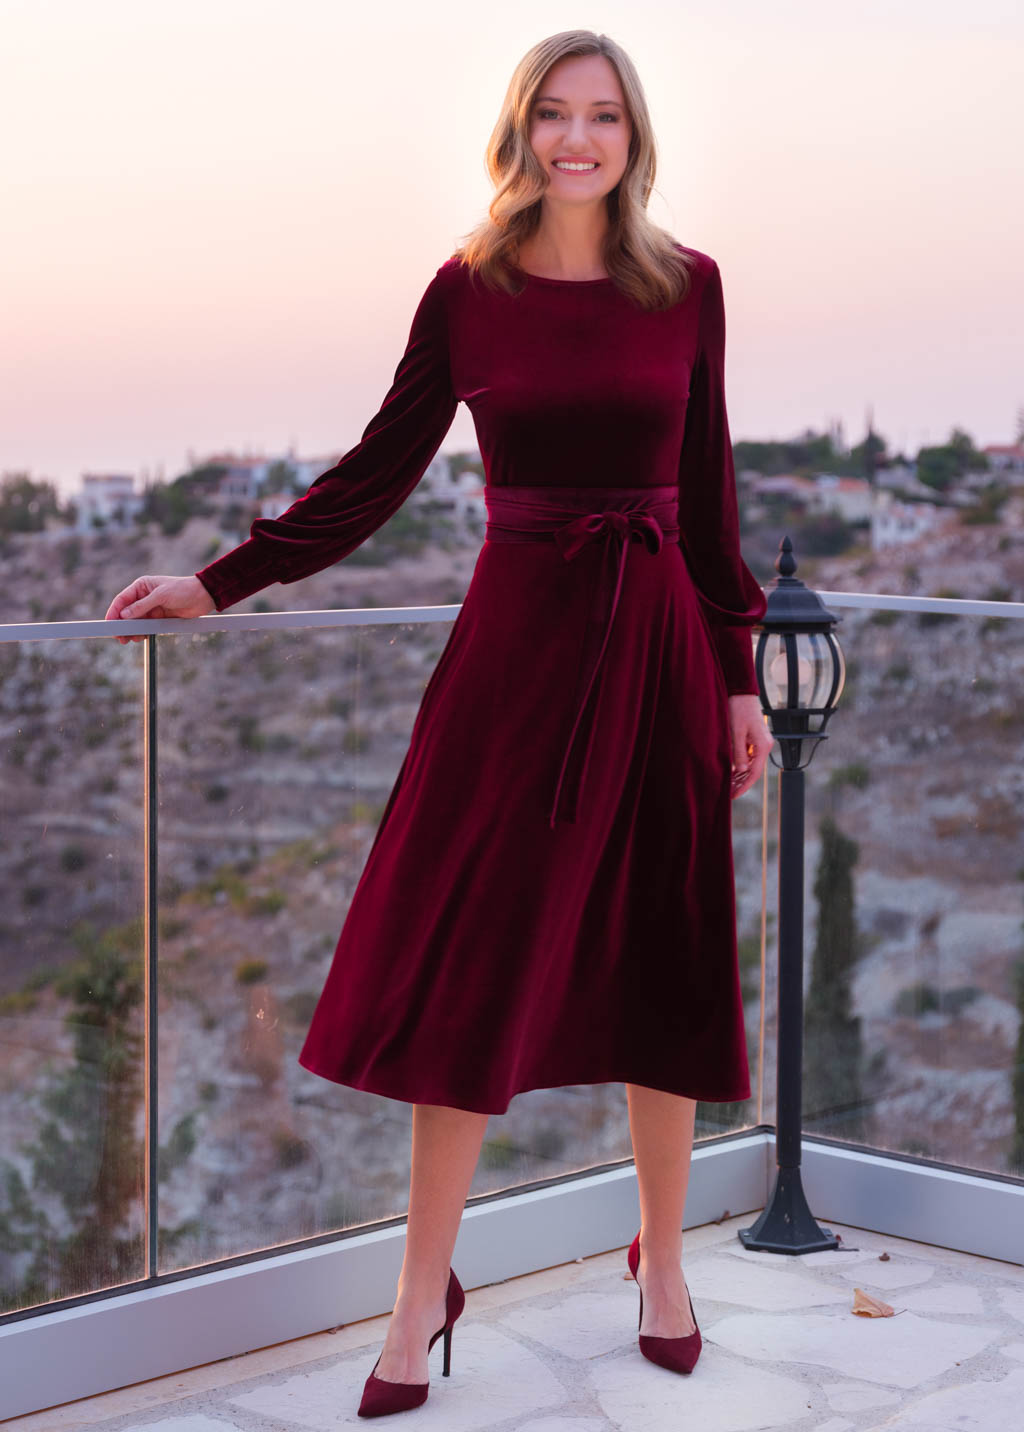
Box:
[1,589,1023,643]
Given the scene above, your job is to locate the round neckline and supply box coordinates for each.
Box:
[512,264,613,288]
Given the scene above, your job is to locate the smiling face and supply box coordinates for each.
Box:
[528,53,633,206]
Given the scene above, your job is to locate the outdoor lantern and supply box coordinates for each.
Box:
[754,535,846,770]
[739,533,847,1255]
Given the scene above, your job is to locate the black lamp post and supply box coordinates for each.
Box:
[739,535,847,1254]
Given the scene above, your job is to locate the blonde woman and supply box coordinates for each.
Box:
[107,29,770,1419]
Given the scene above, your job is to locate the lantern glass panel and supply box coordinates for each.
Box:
[763,630,840,711]
[831,633,847,706]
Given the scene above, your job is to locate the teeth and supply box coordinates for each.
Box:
[555,161,597,171]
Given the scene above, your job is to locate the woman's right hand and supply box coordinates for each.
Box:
[104,575,217,644]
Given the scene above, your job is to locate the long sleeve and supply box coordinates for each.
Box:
[194,266,458,612]
[677,259,767,696]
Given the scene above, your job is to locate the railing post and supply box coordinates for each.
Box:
[144,633,159,1278]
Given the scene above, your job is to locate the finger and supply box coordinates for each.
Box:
[731,728,751,775]
[105,590,137,621]
[121,591,160,620]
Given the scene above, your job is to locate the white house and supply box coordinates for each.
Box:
[810,474,874,522]
[73,474,144,531]
[875,464,936,499]
[871,490,954,551]
[417,454,486,540]
[749,473,819,504]
[982,444,1024,477]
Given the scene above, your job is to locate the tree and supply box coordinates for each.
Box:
[0,922,145,1309]
[0,473,65,533]
[917,427,989,492]
[138,463,225,536]
[803,815,868,1140]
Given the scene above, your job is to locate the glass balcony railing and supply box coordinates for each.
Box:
[1,588,1022,1392]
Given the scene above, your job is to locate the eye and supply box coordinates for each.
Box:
[535,108,621,123]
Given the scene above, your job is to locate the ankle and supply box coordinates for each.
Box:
[637,1235,684,1279]
[395,1270,449,1312]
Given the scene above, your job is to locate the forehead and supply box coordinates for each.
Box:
[537,52,625,103]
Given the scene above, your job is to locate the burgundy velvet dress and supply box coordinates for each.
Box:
[194,245,767,1116]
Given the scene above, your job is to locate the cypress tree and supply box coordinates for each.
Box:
[804,814,868,1141]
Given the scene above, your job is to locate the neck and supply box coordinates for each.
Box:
[519,204,610,278]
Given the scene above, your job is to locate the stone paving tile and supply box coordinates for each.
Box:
[515,1421,607,1432]
[724,1242,880,1270]
[688,1251,851,1311]
[708,1309,1003,1388]
[833,1259,937,1290]
[225,1324,568,1430]
[999,1286,1024,1324]
[896,1281,986,1315]
[124,1420,248,1432]
[589,1347,815,1431]
[497,1283,639,1360]
[876,1364,1024,1429]
[821,1379,904,1413]
[9,1218,1023,1432]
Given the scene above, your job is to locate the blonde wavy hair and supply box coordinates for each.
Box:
[454,30,696,311]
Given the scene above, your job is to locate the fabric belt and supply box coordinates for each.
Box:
[483,483,681,830]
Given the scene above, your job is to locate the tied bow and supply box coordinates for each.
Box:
[548,507,667,829]
[552,509,665,563]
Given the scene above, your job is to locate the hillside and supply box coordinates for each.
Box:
[1,503,1022,1308]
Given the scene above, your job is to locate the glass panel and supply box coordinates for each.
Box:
[799,604,1024,1178]
[721,756,773,1138]
[0,639,147,1314]
[155,616,766,1272]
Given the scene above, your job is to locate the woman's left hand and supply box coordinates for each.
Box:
[727,692,773,798]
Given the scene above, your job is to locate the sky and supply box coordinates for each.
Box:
[2,0,1022,498]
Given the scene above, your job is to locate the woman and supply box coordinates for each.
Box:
[106,29,771,1420]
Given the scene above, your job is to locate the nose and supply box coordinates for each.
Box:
[567,114,590,148]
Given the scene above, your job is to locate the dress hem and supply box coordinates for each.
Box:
[296,1051,752,1117]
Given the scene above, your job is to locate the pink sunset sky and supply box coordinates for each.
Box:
[2,0,1022,499]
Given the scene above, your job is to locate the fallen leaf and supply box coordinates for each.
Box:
[852,1287,895,1317]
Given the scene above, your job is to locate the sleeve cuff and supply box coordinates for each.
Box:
[194,541,280,612]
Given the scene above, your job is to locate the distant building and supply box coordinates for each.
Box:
[195,446,487,539]
[199,453,277,503]
[194,449,345,505]
[73,473,144,531]
[749,473,819,504]
[981,444,1024,478]
[875,464,936,499]
[809,474,873,522]
[417,454,486,540]
[871,490,954,551]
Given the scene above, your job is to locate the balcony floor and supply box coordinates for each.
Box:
[9,1214,1024,1431]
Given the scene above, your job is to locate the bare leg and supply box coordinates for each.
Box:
[372,1102,489,1383]
[625,1083,698,1336]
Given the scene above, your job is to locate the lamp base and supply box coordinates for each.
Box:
[738,1165,840,1254]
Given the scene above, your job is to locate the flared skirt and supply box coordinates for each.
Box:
[297,487,752,1115]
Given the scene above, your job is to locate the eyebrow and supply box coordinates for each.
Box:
[534,96,623,107]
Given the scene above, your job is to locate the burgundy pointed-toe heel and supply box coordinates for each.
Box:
[627,1230,702,1374]
[357,1266,466,1418]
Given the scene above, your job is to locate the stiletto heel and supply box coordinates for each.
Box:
[627,1229,702,1374]
[357,1266,466,1417]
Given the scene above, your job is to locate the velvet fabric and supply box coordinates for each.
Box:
[194,246,767,1115]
